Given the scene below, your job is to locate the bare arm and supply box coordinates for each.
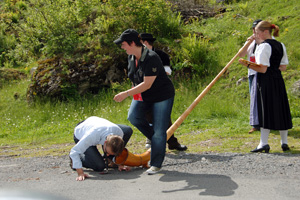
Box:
[279,65,287,71]
[238,58,267,73]
[238,35,255,58]
[250,64,267,73]
[113,76,156,102]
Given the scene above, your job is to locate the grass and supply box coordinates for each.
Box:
[1,75,299,157]
[1,0,300,157]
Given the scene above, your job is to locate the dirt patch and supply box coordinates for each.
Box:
[170,0,226,23]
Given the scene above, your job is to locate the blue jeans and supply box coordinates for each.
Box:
[248,74,255,93]
[128,97,174,168]
[74,124,132,171]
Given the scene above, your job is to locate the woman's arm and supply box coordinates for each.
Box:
[279,65,287,71]
[238,58,267,73]
[113,76,156,102]
[238,35,255,58]
[250,64,268,73]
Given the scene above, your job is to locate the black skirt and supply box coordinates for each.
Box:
[256,39,293,130]
[257,73,293,130]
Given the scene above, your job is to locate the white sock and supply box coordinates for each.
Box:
[279,130,288,145]
[258,128,270,148]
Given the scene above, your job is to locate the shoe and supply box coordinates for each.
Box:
[248,128,259,134]
[250,144,270,153]
[281,144,290,151]
[145,138,151,149]
[168,144,188,151]
[146,166,161,175]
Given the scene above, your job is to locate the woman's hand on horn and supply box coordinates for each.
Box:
[238,58,250,67]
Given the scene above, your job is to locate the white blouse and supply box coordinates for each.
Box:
[255,41,289,67]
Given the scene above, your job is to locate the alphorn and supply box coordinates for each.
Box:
[114,40,253,167]
[167,39,253,140]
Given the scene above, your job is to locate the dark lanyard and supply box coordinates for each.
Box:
[101,146,109,174]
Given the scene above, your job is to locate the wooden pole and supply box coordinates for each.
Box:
[167,40,253,140]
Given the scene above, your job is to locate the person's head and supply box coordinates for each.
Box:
[140,33,156,47]
[251,19,262,34]
[255,20,279,41]
[104,135,124,156]
[114,29,143,47]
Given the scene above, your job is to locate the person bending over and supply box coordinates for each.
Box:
[69,116,132,181]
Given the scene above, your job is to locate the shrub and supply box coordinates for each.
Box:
[107,0,182,38]
[172,33,219,77]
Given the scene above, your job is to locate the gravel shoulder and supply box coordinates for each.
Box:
[1,152,300,200]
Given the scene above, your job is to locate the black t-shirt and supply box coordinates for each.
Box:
[127,47,175,102]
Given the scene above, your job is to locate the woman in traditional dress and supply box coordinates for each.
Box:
[239,21,293,153]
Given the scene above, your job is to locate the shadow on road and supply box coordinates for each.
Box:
[86,152,239,198]
[159,171,238,197]
[87,167,145,180]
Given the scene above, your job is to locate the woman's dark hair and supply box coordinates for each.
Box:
[125,37,143,47]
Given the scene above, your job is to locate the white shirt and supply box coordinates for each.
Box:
[246,40,258,76]
[255,42,288,66]
[164,66,172,75]
[69,116,124,169]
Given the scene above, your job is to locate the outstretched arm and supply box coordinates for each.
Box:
[113,76,156,102]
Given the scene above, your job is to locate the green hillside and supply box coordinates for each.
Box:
[0,0,299,156]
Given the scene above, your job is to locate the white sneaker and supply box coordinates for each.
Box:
[145,138,151,149]
[146,166,161,175]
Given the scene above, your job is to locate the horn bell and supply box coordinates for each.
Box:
[114,148,151,168]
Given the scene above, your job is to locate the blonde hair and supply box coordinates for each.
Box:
[256,21,280,37]
[106,135,124,156]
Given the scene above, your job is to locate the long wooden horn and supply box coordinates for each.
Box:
[167,40,253,140]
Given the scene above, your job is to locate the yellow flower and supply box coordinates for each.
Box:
[285,28,288,32]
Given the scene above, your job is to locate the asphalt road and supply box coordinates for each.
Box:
[1,152,299,200]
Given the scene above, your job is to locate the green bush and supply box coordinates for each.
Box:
[172,33,219,77]
[0,25,17,67]
[2,0,182,63]
[107,0,182,38]
[16,0,89,58]
[0,0,183,70]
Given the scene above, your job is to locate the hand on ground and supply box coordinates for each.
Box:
[118,165,131,171]
[76,173,89,181]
